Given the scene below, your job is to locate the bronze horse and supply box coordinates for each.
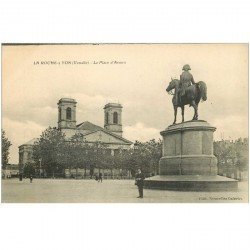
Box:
[166,78,207,124]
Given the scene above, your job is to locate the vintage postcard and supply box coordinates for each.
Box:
[1,44,248,203]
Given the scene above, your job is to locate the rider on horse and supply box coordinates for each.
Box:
[178,64,195,104]
[166,65,207,123]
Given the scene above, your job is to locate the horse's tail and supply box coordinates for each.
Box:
[199,81,207,101]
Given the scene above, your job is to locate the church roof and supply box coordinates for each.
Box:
[24,138,37,145]
[83,129,132,144]
[76,121,132,144]
[76,121,103,131]
[19,138,37,147]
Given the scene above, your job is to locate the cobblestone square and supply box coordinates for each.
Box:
[1,179,248,203]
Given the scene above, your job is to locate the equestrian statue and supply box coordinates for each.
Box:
[166,64,207,124]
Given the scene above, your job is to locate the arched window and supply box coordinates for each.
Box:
[66,107,72,120]
[113,112,118,124]
[105,112,109,124]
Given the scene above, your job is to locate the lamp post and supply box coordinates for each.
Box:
[39,158,42,178]
[133,141,139,177]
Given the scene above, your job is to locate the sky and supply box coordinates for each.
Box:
[2,44,248,163]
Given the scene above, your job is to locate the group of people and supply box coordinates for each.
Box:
[22,168,145,198]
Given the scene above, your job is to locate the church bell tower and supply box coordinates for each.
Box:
[104,103,123,137]
[58,98,77,130]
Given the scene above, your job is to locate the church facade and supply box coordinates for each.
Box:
[19,98,133,170]
[57,98,132,151]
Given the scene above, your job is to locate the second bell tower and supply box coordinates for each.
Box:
[104,103,123,137]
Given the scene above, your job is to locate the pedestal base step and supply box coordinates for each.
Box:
[144,175,238,191]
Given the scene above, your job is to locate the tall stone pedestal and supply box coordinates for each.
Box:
[144,120,238,191]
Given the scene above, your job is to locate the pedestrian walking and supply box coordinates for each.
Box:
[135,169,145,198]
[98,172,103,183]
[95,174,99,181]
[29,174,33,183]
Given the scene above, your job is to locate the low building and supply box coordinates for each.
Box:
[2,164,19,178]
[18,138,36,171]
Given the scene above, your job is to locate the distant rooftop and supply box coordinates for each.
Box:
[19,138,37,147]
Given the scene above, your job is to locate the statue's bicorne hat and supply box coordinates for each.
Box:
[182,64,191,71]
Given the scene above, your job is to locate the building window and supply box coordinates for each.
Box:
[19,153,23,164]
[28,152,32,160]
[105,112,109,124]
[114,149,119,156]
[113,112,118,124]
[66,107,71,120]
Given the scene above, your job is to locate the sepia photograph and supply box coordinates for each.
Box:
[1,43,248,203]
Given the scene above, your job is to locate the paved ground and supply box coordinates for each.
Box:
[1,178,248,203]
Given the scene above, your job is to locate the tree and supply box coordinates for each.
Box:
[89,141,109,175]
[146,139,162,175]
[214,138,248,179]
[108,139,163,178]
[121,148,137,177]
[33,127,66,178]
[1,130,12,169]
[113,148,124,173]
[113,148,136,178]
[68,133,89,178]
[235,138,248,172]
[23,162,35,177]
[131,139,162,176]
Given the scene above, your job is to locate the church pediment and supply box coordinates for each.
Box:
[76,121,103,131]
[83,130,132,145]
